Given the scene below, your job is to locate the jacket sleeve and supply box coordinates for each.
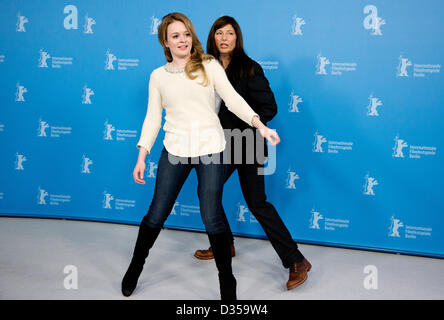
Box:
[136,71,163,153]
[210,60,259,126]
[246,62,278,124]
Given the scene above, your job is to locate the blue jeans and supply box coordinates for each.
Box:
[143,147,228,235]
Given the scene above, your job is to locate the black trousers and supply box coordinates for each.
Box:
[220,161,305,269]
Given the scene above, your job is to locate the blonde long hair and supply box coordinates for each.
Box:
[157,12,212,86]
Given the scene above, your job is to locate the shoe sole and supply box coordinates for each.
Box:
[194,253,215,260]
[194,253,236,260]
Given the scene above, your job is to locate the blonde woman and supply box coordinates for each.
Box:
[121,12,280,300]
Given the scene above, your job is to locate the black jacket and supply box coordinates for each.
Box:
[218,58,278,163]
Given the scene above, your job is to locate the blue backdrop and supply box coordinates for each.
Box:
[1,0,443,258]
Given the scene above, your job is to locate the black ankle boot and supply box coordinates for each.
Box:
[208,232,237,300]
[121,220,161,297]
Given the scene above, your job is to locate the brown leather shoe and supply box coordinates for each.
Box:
[286,258,311,290]
[194,245,236,260]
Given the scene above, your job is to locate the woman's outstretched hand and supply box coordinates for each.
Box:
[252,115,281,145]
[260,127,281,146]
[133,161,146,184]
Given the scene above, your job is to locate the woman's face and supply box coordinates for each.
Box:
[214,24,237,55]
[165,20,193,61]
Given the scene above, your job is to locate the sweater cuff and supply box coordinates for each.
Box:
[136,141,151,154]
[250,114,260,127]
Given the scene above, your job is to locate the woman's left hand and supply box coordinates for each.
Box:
[260,127,281,146]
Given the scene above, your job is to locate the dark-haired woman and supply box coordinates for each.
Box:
[194,16,311,290]
[121,13,280,300]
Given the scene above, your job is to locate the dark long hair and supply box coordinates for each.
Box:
[207,16,255,82]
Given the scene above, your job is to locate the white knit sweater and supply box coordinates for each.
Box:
[137,58,258,157]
